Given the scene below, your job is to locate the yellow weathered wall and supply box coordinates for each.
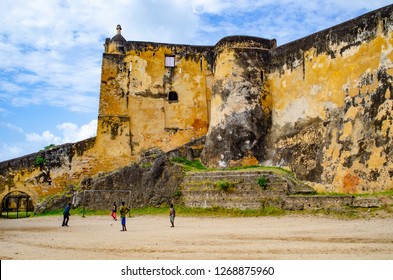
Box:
[268,19,393,193]
[0,139,109,210]
[98,43,210,157]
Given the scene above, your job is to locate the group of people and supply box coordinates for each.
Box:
[62,201,176,230]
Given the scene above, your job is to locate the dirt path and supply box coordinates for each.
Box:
[1,214,392,259]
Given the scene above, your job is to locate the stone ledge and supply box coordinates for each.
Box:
[352,197,381,208]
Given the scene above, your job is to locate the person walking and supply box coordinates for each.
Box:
[169,203,176,227]
[119,201,129,231]
[62,203,71,227]
[111,201,117,221]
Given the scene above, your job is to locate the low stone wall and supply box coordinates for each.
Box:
[181,170,389,211]
[181,170,315,210]
[283,196,354,211]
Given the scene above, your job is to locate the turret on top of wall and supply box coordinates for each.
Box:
[104,24,127,54]
[214,35,277,53]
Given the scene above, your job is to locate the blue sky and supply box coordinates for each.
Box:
[0,0,392,162]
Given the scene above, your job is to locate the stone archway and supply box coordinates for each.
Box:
[1,191,34,218]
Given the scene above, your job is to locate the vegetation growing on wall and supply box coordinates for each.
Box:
[257,175,269,190]
[171,157,207,171]
[215,180,235,192]
[34,155,46,167]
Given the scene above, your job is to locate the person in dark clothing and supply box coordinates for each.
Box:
[62,203,71,227]
[169,203,176,227]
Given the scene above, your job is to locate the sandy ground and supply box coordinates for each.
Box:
[1,214,393,260]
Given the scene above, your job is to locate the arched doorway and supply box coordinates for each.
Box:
[1,191,34,218]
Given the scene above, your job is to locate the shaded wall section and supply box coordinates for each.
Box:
[201,36,275,168]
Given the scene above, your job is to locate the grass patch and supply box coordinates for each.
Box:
[315,189,393,197]
[225,165,293,175]
[171,158,293,176]
[34,207,109,217]
[31,205,286,218]
[1,211,35,219]
[313,192,354,197]
[11,204,393,220]
[353,189,393,197]
[171,157,207,171]
[177,206,285,217]
[129,205,285,217]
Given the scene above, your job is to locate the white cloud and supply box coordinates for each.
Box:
[0,122,24,134]
[25,119,97,145]
[0,119,97,161]
[25,130,62,144]
[0,142,23,161]
[56,119,97,143]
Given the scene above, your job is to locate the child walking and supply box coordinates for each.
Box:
[169,203,176,227]
[111,201,117,221]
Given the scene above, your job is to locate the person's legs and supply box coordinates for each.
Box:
[121,217,126,231]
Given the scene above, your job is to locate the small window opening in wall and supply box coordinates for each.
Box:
[165,55,175,67]
[168,91,178,102]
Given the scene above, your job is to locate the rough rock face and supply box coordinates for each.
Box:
[77,151,183,210]
[271,118,325,182]
[201,40,273,168]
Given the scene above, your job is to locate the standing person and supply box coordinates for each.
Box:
[62,203,71,227]
[111,201,117,221]
[169,203,176,227]
[119,201,129,231]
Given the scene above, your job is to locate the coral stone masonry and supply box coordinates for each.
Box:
[1,5,393,212]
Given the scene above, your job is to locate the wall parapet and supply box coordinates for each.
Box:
[0,137,95,179]
[269,4,393,72]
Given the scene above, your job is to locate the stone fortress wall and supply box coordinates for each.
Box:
[1,5,392,210]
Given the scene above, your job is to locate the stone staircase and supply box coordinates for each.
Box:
[180,170,315,210]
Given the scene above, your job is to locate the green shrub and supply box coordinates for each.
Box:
[171,157,206,170]
[35,155,46,167]
[142,162,152,168]
[174,190,182,198]
[44,144,56,150]
[257,175,269,190]
[216,180,234,192]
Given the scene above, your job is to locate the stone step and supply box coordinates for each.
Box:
[183,172,285,183]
